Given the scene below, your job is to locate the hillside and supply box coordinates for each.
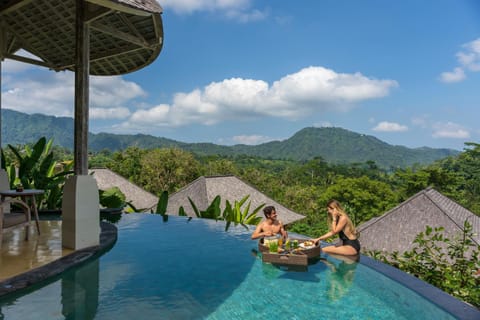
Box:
[1,109,459,168]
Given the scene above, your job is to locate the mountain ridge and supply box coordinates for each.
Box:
[1,109,460,168]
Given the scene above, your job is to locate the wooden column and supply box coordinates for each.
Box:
[74,0,89,175]
[0,24,10,195]
[63,0,99,250]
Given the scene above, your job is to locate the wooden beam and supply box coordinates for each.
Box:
[118,13,148,45]
[4,53,52,69]
[90,20,153,49]
[1,24,58,68]
[0,0,33,16]
[86,0,154,17]
[84,5,112,23]
[58,44,155,71]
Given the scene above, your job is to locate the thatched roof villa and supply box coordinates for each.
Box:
[358,187,480,256]
[166,175,305,225]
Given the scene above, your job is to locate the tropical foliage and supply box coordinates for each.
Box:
[1,137,74,210]
[368,222,480,308]
[99,186,126,209]
[152,192,263,231]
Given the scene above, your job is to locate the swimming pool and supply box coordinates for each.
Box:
[0,214,477,319]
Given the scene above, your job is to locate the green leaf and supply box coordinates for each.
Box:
[156,190,169,216]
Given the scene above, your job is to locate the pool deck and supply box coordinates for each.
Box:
[0,220,117,297]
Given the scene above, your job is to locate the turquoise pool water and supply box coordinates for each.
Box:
[0,214,460,319]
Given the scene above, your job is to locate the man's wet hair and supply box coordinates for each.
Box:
[263,205,276,218]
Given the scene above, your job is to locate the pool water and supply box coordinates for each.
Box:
[0,214,458,319]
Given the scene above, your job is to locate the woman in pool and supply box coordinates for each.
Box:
[312,199,360,256]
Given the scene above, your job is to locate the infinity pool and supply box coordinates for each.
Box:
[0,214,473,319]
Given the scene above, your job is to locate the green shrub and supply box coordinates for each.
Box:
[368,221,480,308]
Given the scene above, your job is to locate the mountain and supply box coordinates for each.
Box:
[1,109,460,168]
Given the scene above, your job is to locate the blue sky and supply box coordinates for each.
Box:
[3,0,480,151]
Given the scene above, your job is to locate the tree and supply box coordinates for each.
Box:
[138,148,201,194]
[107,146,146,183]
[319,176,398,225]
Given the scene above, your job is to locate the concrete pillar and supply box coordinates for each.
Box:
[62,175,100,249]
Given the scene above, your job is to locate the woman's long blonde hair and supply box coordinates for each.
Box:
[326,199,357,236]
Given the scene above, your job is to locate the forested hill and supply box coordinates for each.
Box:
[225,127,459,167]
[1,109,459,168]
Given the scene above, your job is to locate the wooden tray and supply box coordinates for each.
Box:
[262,251,308,266]
[258,239,321,259]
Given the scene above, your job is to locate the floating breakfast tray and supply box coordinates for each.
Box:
[258,239,321,266]
[262,250,308,266]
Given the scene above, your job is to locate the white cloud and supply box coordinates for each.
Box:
[2,69,144,120]
[439,67,465,83]
[372,121,408,132]
[440,37,480,83]
[91,107,131,120]
[161,0,267,22]
[3,59,34,73]
[225,8,267,23]
[411,115,429,128]
[90,76,146,107]
[432,122,470,139]
[3,72,74,116]
[123,66,397,129]
[232,134,272,145]
[3,50,42,73]
[313,121,333,128]
[458,38,480,71]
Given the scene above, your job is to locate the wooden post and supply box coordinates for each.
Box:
[0,24,10,196]
[63,0,100,249]
[74,0,89,175]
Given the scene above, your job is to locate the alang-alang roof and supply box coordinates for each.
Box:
[0,0,163,75]
[357,187,480,254]
[166,175,306,225]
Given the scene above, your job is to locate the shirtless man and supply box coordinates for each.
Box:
[251,206,288,240]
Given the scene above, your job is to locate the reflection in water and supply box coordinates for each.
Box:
[0,221,73,280]
[61,259,99,319]
[0,258,99,319]
[322,254,359,301]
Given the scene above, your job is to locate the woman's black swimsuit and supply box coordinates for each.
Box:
[338,222,361,253]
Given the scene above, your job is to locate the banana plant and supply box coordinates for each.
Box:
[152,192,264,230]
[189,195,222,220]
[155,190,169,216]
[2,137,74,210]
[222,195,264,231]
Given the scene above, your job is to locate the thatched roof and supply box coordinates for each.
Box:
[357,187,480,254]
[89,168,158,212]
[0,0,163,75]
[166,175,305,225]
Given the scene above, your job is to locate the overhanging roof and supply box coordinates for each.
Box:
[0,0,163,75]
